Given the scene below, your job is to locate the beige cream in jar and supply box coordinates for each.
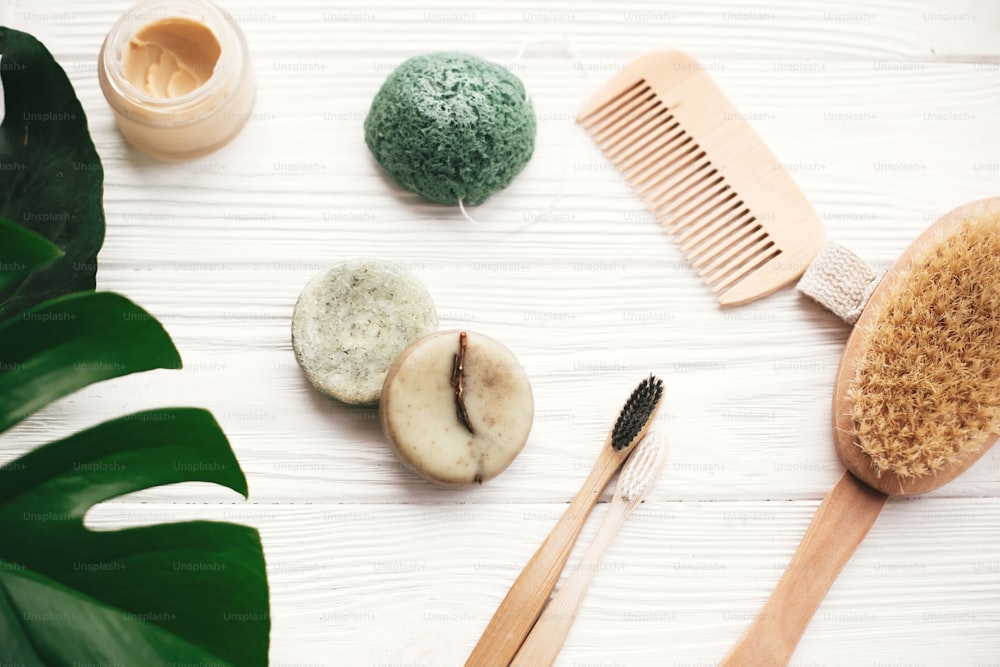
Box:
[99,0,255,159]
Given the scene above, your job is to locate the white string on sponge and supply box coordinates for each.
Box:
[454,33,587,234]
[796,240,883,325]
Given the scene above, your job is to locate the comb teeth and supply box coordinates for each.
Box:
[611,374,664,451]
[578,52,825,306]
[585,93,781,301]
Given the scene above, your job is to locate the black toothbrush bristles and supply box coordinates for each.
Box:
[611,374,664,450]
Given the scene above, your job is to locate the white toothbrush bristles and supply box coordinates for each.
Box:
[618,428,668,501]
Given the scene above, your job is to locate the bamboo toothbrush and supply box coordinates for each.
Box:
[465,374,664,667]
[722,197,1000,666]
[511,429,668,667]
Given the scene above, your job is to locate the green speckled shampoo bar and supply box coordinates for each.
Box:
[364,52,536,206]
[291,259,438,405]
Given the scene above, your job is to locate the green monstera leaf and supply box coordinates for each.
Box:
[0,30,270,665]
[0,224,270,665]
[0,216,63,298]
[0,27,105,319]
[0,408,269,665]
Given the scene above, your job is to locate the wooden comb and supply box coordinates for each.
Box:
[578,51,825,306]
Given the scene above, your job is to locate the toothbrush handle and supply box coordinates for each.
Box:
[511,499,632,667]
[464,444,624,667]
[721,471,888,667]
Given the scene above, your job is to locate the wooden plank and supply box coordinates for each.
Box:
[82,500,1000,665]
[2,1,999,664]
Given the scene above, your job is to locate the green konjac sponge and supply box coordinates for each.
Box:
[364,52,536,206]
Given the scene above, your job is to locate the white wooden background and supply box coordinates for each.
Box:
[3,0,1000,664]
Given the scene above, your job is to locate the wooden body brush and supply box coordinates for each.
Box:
[722,197,1000,666]
[465,375,664,666]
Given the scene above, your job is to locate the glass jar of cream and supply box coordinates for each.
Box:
[98,0,255,160]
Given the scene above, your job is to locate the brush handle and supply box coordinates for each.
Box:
[721,471,888,667]
[511,495,634,667]
[464,444,625,667]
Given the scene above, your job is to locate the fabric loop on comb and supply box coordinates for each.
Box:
[796,240,883,325]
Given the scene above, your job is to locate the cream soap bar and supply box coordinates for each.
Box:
[380,330,533,485]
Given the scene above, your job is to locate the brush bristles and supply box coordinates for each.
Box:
[612,375,664,450]
[618,430,667,501]
[849,216,1000,479]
